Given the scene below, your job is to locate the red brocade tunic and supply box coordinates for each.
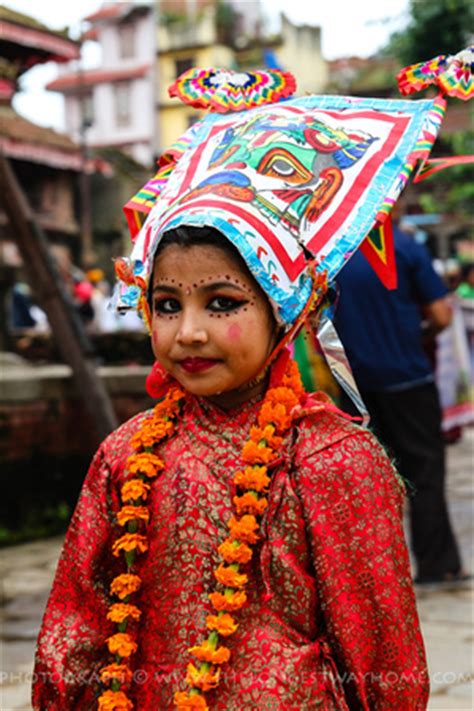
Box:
[33,393,429,710]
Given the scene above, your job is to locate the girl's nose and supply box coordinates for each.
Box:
[176,310,209,345]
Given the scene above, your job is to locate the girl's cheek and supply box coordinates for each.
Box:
[151,323,162,354]
[226,323,241,342]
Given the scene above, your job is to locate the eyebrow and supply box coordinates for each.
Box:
[153,281,247,294]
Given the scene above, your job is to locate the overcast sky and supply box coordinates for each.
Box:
[8,0,410,131]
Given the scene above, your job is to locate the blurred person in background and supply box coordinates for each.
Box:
[86,268,118,334]
[333,218,469,589]
[456,262,474,300]
[49,244,94,325]
[456,263,474,380]
[433,260,474,443]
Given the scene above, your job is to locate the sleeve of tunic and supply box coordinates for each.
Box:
[294,424,429,710]
[32,440,121,710]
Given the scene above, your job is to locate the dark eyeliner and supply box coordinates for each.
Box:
[153,297,181,314]
[207,296,248,313]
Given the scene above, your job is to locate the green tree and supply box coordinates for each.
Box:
[386,0,474,64]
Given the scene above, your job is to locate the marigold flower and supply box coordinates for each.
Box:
[233,492,268,516]
[167,386,185,403]
[281,362,304,394]
[98,690,133,711]
[186,663,220,691]
[127,452,165,478]
[233,466,270,493]
[112,533,148,558]
[188,642,231,665]
[206,613,239,636]
[148,419,175,438]
[228,515,259,544]
[153,404,172,422]
[116,505,150,527]
[284,377,303,395]
[174,691,209,710]
[129,417,153,449]
[266,385,299,411]
[99,663,133,685]
[130,419,174,449]
[209,590,247,612]
[241,440,275,465]
[217,539,253,564]
[248,425,283,449]
[154,388,184,417]
[110,574,142,600]
[106,632,138,658]
[214,563,248,588]
[258,402,292,432]
[107,603,141,624]
[121,478,150,503]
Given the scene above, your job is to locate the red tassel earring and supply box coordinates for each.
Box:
[146,361,172,399]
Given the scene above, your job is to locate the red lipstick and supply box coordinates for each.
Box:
[179,357,219,373]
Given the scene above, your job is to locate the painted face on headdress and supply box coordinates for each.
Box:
[121,93,445,327]
[175,113,376,234]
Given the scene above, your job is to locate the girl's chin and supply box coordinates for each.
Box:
[173,372,230,397]
[174,373,258,405]
[171,364,267,406]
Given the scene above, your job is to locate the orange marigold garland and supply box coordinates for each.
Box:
[174,352,305,710]
[98,353,305,710]
[98,385,185,709]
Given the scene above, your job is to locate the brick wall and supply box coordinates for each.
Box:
[0,394,153,462]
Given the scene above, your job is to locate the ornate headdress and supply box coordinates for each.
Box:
[116,70,445,327]
[113,54,473,410]
[116,52,473,330]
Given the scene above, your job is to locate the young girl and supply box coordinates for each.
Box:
[33,69,436,710]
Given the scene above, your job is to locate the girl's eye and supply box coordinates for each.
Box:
[154,298,180,314]
[208,296,246,312]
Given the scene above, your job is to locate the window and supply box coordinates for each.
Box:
[81,92,94,129]
[175,57,194,78]
[119,22,135,59]
[114,82,131,127]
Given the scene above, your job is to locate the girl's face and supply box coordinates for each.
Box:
[151,243,277,409]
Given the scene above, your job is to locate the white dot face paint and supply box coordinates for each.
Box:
[151,244,277,408]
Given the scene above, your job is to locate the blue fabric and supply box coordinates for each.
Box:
[263,48,284,71]
[334,225,448,391]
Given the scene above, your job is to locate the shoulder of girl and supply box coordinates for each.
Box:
[292,391,366,457]
[294,392,388,463]
[292,400,405,498]
[97,409,153,462]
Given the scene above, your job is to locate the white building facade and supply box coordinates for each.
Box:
[47,3,155,167]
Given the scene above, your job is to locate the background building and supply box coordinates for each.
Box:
[47,2,155,167]
[0,7,83,262]
[45,1,328,158]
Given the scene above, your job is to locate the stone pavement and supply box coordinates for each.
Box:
[1,431,473,710]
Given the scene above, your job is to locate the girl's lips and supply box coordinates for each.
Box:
[178,357,219,373]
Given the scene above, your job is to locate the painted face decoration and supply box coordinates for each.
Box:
[122,93,445,327]
[150,244,277,409]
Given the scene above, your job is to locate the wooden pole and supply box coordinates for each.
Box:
[77,40,95,269]
[0,154,118,448]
